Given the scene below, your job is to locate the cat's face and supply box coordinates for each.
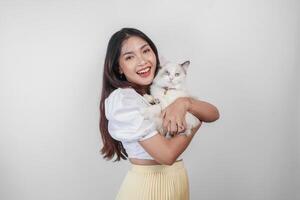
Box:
[153,60,190,87]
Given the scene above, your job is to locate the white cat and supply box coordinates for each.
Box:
[140,56,200,138]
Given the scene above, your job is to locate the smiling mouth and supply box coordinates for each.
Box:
[137,66,151,75]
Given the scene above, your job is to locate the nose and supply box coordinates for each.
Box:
[137,55,146,66]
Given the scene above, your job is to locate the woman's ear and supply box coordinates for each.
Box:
[119,67,123,74]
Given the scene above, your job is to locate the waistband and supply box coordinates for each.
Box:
[130,159,185,174]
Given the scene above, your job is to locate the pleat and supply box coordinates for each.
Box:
[115,160,189,200]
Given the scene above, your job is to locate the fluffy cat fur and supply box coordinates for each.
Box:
[140,56,200,138]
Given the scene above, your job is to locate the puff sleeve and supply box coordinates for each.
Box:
[104,88,158,142]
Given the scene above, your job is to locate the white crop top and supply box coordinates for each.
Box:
[104,87,183,160]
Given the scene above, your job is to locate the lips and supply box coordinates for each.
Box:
[137,66,151,74]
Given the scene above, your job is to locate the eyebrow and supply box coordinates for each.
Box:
[122,43,149,56]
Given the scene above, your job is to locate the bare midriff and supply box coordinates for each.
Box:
[129,158,183,165]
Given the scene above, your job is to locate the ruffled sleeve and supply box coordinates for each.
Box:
[104,88,158,142]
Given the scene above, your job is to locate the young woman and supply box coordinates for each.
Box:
[99,27,219,200]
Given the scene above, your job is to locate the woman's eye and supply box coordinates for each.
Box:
[175,73,180,76]
[143,48,150,53]
[125,56,133,60]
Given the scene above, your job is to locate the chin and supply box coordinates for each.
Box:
[140,80,152,86]
[143,76,154,85]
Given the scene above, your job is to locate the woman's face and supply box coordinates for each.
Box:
[118,36,157,86]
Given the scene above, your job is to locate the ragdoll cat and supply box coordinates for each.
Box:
[140,56,200,139]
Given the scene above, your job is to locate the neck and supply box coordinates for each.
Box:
[133,85,149,95]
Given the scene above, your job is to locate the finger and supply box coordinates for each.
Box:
[167,122,171,134]
[165,121,170,134]
[170,120,178,135]
[162,121,168,133]
[175,124,181,134]
[183,119,187,129]
[160,109,166,118]
[177,123,185,133]
[175,121,182,130]
[169,126,174,137]
[162,118,169,131]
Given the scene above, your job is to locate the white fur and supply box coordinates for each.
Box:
[141,58,200,138]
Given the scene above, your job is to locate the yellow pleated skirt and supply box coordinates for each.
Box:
[115,160,189,200]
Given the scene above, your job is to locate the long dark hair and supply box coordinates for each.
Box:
[99,27,160,162]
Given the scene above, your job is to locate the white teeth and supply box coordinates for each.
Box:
[137,67,150,74]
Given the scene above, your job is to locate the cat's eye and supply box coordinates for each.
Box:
[175,73,180,77]
[165,71,170,75]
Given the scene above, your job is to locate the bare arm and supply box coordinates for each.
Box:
[161,97,220,135]
[181,97,220,123]
[139,122,202,165]
[139,96,218,165]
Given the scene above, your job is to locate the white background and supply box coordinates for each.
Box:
[0,0,299,199]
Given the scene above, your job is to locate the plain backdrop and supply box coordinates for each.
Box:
[0,0,299,199]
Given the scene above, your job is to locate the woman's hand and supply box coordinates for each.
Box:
[160,97,190,136]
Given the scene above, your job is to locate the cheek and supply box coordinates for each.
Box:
[149,52,156,61]
[120,62,135,74]
[119,60,127,72]
[174,76,183,83]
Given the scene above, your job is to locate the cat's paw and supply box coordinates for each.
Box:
[153,98,160,104]
[143,94,157,105]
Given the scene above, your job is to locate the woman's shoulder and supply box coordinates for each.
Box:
[104,87,145,111]
[106,87,139,101]
[104,87,147,121]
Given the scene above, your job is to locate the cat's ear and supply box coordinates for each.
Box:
[159,54,169,68]
[180,60,190,73]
